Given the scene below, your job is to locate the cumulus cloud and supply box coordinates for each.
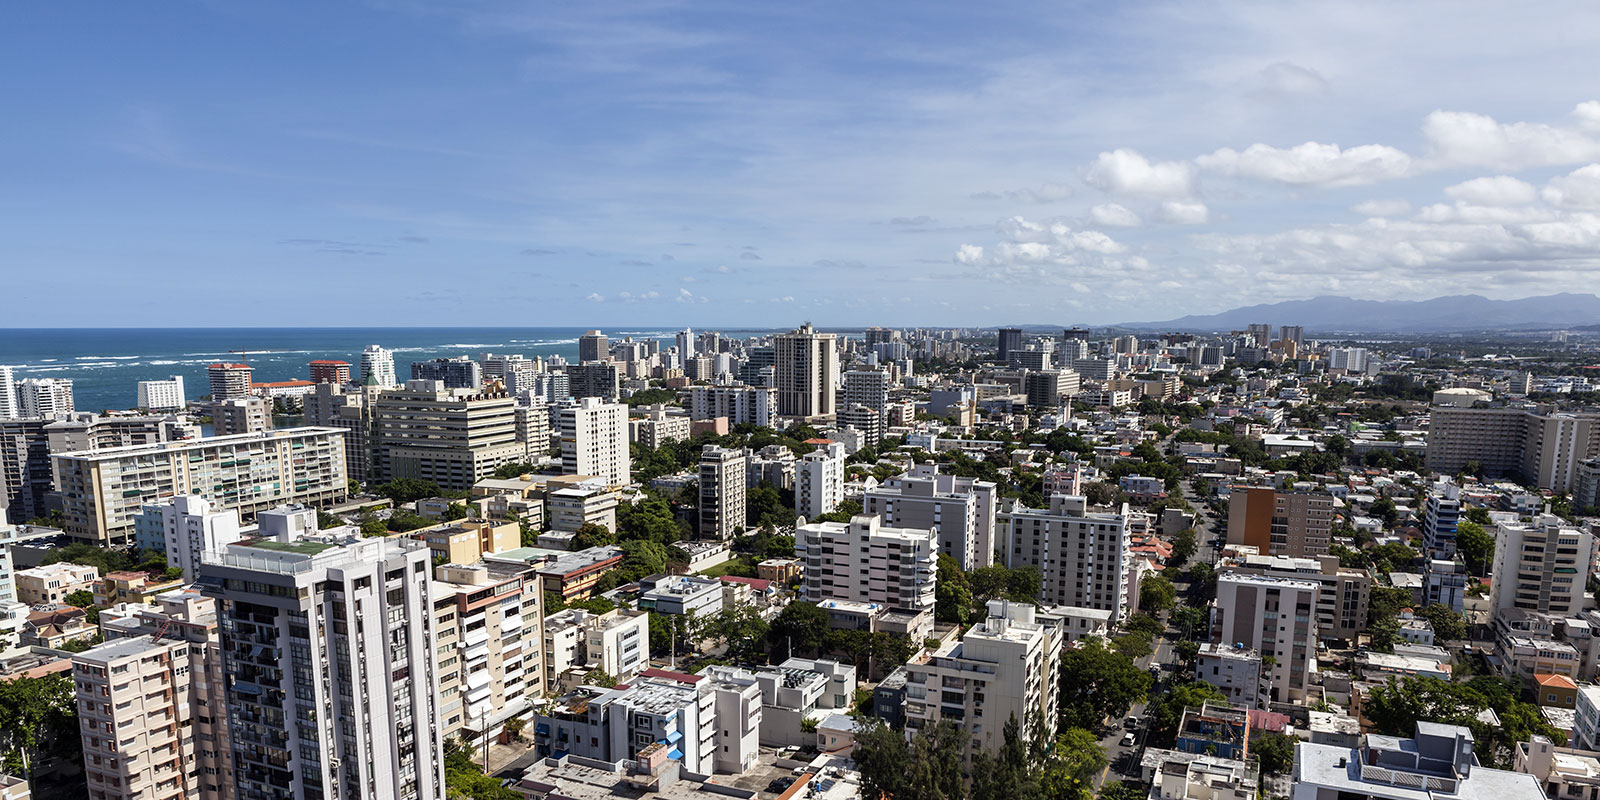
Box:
[1089,203,1141,227]
[1543,164,1600,208]
[1158,200,1210,225]
[1196,141,1413,187]
[585,292,604,302]
[1442,175,1538,206]
[1083,149,1195,196]
[1352,199,1413,217]
[1422,104,1600,170]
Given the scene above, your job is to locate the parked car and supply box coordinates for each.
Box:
[1120,732,1137,747]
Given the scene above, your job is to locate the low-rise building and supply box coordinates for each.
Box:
[548,484,619,533]
[638,574,724,617]
[1292,722,1545,800]
[14,563,98,605]
[417,519,521,563]
[542,607,651,691]
[1515,735,1600,800]
[1149,751,1260,800]
[537,546,624,600]
[1196,643,1265,709]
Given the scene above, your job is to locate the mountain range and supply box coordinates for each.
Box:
[1115,293,1600,334]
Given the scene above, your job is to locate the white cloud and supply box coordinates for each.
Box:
[1422,105,1600,170]
[1083,149,1195,196]
[955,244,985,265]
[1544,164,1600,209]
[1196,141,1412,187]
[1090,203,1141,227]
[1442,175,1538,206]
[1158,200,1210,224]
[1577,102,1600,132]
[585,292,604,302]
[1352,198,1412,217]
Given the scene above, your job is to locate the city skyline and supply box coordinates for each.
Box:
[7,2,1600,326]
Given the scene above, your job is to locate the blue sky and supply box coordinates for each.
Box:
[7,1,1600,327]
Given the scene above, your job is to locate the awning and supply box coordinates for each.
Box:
[668,748,683,760]
[665,730,683,744]
[536,723,550,735]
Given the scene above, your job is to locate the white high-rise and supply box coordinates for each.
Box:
[200,530,445,800]
[137,375,187,412]
[361,344,398,387]
[1214,573,1320,704]
[678,328,695,358]
[1002,495,1132,620]
[775,324,839,419]
[16,377,74,417]
[796,514,937,611]
[559,397,631,486]
[842,369,890,416]
[0,366,15,419]
[699,445,748,540]
[139,495,243,583]
[864,464,998,570]
[796,441,845,519]
[1490,514,1597,616]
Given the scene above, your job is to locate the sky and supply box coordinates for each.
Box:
[6,1,1600,328]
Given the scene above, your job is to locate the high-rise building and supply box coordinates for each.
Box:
[677,328,695,359]
[45,412,177,454]
[566,362,620,401]
[1002,495,1131,619]
[52,427,349,546]
[841,369,890,416]
[796,514,937,611]
[740,346,776,386]
[0,418,53,522]
[775,324,838,419]
[360,344,397,387]
[1278,325,1305,348]
[206,363,253,401]
[864,327,900,348]
[1219,553,1371,643]
[208,397,272,436]
[559,398,631,486]
[904,600,1062,758]
[1024,370,1065,408]
[1246,324,1273,347]
[0,366,15,419]
[411,356,483,389]
[1422,482,1463,560]
[304,381,380,484]
[699,445,747,540]
[482,353,538,394]
[795,441,845,519]
[199,530,445,800]
[1490,514,1598,616]
[515,403,551,461]
[1426,407,1600,491]
[1214,573,1319,704]
[137,375,187,412]
[863,464,997,570]
[1226,487,1333,558]
[16,377,74,416]
[688,386,774,429]
[837,405,883,447]
[307,359,351,384]
[1328,347,1368,373]
[431,561,545,743]
[997,327,1023,364]
[1072,357,1115,381]
[578,330,610,364]
[375,381,521,491]
[133,495,244,583]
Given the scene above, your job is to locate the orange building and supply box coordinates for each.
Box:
[1226,486,1333,557]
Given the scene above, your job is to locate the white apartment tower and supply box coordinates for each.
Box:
[141,495,244,583]
[863,464,997,570]
[199,530,445,800]
[559,397,631,486]
[1490,514,1597,616]
[137,376,187,413]
[0,366,15,419]
[1213,573,1320,704]
[842,369,890,416]
[796,514,937,612]
[1002,495,1132,620]
[677,328,695,359]
[699,445,748,540]
[360,344,398,387]
[775,324,839,419]
[205,364,253,401]
[17,377,74,416]
[796,441,845,519]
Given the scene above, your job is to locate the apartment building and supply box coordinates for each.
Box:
[1292,723,1543,800]
[1490,514,1597,616]
[687,386,775,429]
[1213,573,1319,704]
[1426,406,1600,491]
[904,601,1063,758]
[841,370,890,416]
[359,345,397,387]
[205,363,252,401]
[863,464,998,570]
[207,398,271,437]
[1422,483,1463,560]
[15,562,99,605]
[303,380,380,484]
[565,362,621,402]
[699,445,747,540]
[45,413,181,455]
[638,575,724,617]
[375,380,521,491]
[52,427,348,547]
[559,398,631,487]
[630,405,691,449]
[531,674,719,776]
[541,607,650,691]
[1225,486,1333,558]
[796,442,845,519]
[547,484,618,533]
[410,356,482,389]
[837,405,883,447]
[1002,495,1131,620]
[1195,643,1265,709]
[432,562,545,743]
[198,530,444,800]
[132,495,243,583]
[136,377,186,413]
[74,636,212,800]
[417,519,520,564]
[775,324,839,419]
[578,331,609,364]
[514,403,551,462]
[0,417,53,522]
[795,515,937,612]
[1219,553,1371,643]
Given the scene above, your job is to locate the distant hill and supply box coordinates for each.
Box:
[1118,293,1600,334]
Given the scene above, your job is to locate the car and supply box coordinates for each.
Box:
[1120,733,1137,747]
[1124,716,1140,730]
[766,777,797,793]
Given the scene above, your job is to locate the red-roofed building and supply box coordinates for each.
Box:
[1536,673,1578,708]
[308,359,351,384]
[639,668,702,685]
[207,362,253,400]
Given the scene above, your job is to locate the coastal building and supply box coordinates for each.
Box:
[374,380,521,491]
[205,363,253,401]
[410,356,483,389]
[16,377,74,417]
[136,376,186,412]
[360,344,397,387]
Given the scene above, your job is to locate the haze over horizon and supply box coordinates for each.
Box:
[8,2,1600,326]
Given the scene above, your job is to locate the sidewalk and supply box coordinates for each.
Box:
[485,739,536,775]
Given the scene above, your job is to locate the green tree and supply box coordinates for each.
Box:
[1169,529,1197,567]
[1139,573,1176,613]
[317,510,345,529]
[1057,639,1152,730]
[0,673,79,777]
[746,482,792,527]
[572,523,615,550]
[809,498,864,525]
[1148,682,1227,736]
[768,601,832,658]
[1415,603,1469,641]
[1367,615,1401,653]
[616,496,687,543]
[442,502,470,522]
[934,554,975,625]
[1043,727,1109,799]
[702,605,771,665]
[1456,520,1494,576]
[616,539,672,582]
[1252,732,1296,774]
[1170,606,1206,640]
[64,589,95,608]
[582,668,617,688]
[374,477,443,504]
[491,461,537,479]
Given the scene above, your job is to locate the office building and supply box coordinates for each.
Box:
[775,324,839,419]
[307,360,351,385]
[1225,486,1333,558]
[688,385,774,429]
[699,445,747,540]
[904,600,1062,757]
[1219,553,1371,643]
[431,561,545,742]
[1002,495,1131,619]
[863,464,997,570]
[997,328,1023,364]
[796,514,937,612]
[52,427,348,547]
[303,381,380,484]
[1024,370,1065,408]
[740,346,776,386]
[1214,573,1319,704]
[796,442,845,519]
[132,495,244,583]
[559,398,630,487]
[375,380,521,491]
[578,331,609,364]
[1422,483,1463,560]
[360,344,397,387]
[206,363,253,401]
[1490,514,1597,616]
[1278,325,1305,348]
[411,356,483,389]
[1430,408,1600,492]
[199,530,444,800]
[16,377,74,417]
[841,370,890,416]
[566,362,620,401]
[208,397,271,436]
[137,376,187,412]
[1291,723,1543,800]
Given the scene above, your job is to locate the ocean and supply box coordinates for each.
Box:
[0,327,781,413]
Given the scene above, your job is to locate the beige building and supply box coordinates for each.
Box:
[418,520,521,564]
[375,380,522,491]
[1426,406,1600,491]
[629,405,691,449]
[303,380,382,485]
[75,636,207,800]
[207,397,271,436]
[547,483,618,533]
[1491,514,1597,616]
[864,464,997,570]
[1220,553,1371,643]
[558,398,631,487]
[432,562,546,743]
[1213,573,1319,704]
[699,445,747,540]
[15,562,99,605]
[1226,487,1333,558]
[52,427,348,547]
[775,324,839,419]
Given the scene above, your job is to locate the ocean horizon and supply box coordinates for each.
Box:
[0,326,788,414]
